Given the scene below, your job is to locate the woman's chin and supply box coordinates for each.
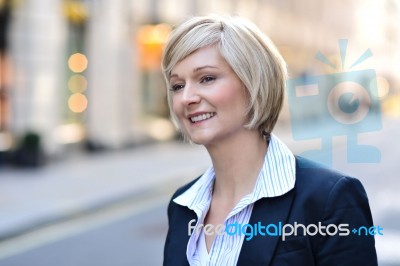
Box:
[189,138,205,145]
[187,135,211,145]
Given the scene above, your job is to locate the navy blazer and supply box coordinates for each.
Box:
[164,156,377,266]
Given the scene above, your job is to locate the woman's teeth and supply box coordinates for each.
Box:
[190,112,216,123]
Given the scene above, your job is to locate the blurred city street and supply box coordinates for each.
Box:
[0,115,399,265]
[0,140,210,239]
[0,140,211,265]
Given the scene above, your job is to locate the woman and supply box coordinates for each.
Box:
[162,15,377,266]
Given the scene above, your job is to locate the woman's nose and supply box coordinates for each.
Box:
[182,83,201,105]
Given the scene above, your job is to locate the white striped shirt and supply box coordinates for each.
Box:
[173,134,296,265]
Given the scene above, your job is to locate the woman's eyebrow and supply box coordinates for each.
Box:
[170,73,179,79]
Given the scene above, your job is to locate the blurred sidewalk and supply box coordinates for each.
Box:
[0,141,211,240]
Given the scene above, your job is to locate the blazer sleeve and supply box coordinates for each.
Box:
[315,176,378,266]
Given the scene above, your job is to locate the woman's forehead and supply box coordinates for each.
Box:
[170,46,228,77]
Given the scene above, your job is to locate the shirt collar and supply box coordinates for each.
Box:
[173,134,296,217]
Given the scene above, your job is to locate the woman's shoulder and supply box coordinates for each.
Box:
[294,155,358,187]
[293,156,370,212]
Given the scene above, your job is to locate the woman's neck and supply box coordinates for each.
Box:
[206,130,268,204]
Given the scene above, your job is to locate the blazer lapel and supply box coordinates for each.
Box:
[237,189,295,266]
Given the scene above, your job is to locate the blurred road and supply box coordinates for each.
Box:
[0,141,211,265]
[0,115,399,266]
[0,198,169,266]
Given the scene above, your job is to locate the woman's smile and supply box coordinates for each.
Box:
[188,112,217,123]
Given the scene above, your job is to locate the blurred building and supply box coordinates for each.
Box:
[1,0,398,160]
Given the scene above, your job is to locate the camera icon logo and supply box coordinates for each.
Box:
[286,40,382,166]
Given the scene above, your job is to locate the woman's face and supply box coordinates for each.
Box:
[169,45,249,146]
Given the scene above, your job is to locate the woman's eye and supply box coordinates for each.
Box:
[170,84,184,91]
[200,76,216,84]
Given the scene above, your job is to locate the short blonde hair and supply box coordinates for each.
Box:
[162,15,287,136]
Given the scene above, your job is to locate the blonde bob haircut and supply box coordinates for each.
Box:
[162,15,287,137]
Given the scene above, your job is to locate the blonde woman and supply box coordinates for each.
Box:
[162,15,377,266]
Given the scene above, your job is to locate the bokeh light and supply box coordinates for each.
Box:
[68,53,88,73]
[137,23,171,70]
[68,74,87,93]
[68,93,88,113]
